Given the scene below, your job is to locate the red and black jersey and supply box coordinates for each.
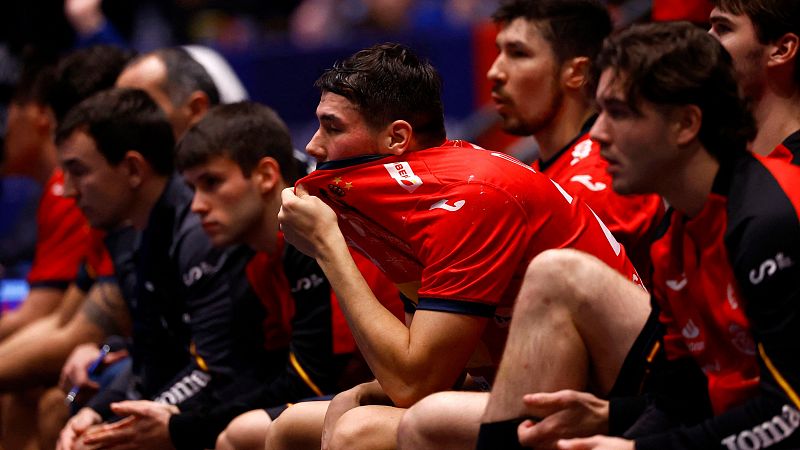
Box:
[636,153,800,449]
[532,118,665,281]
[26,169,90,289]
[299,140,641,380]
[767,129,800,166]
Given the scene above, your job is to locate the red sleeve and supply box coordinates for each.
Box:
[27,171,90,288]
[84,228,115,279]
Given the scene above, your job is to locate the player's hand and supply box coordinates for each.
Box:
[278,186,345,260]
[517,390,610,448]
[60,344,128,394]
[80,401,178,450]
[60,344,103,393]
[557,435,635,450]
[57,407,102,450]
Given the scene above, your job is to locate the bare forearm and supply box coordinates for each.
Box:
[0,316,104,390]
[0,287,62,341]
[316,246,415,392]
[0,282,122,391]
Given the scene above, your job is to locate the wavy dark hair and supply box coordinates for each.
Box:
[176,101,298,184]
[315,43,446,148]
[594,22,756,161]
[56,88,175,176]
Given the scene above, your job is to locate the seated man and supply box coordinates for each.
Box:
[66,101,400,450]
[488,0,664,278]
[709,0,800,159]
[53,89,273,450]
[267,42,646,450]
[470,22,800,450]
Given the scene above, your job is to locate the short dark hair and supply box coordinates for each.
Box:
[148,47,221,107]
[595,21,756,161]
[492,0,612,65]
[56,88,175,176]
[711,0,800,85]
[315,43,446,147]
[175,101,299,184]
[47,45,136,123]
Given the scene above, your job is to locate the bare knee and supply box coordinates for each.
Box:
[328,407,400,450]
[327,409,372,450]
[216,409,271,450]
[397,392,453,449]
[216,430,235,450]
[265,402,325,450]
[519,249,609,313]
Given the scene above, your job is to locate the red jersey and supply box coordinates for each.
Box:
[651,197,759,414]
[532,125,664,280]
[245,234,401,354]
[299,140,640,380]
[26,169,90,288]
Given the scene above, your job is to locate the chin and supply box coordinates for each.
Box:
[610,179,634,196]
[210,235,234,248]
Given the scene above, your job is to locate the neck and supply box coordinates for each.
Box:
[248,183,287,254]
[535,101,595,161]
[130,176,170,229]
[660,144,720,218]
[750,85,800,155]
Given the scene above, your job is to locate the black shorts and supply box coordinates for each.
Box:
[264,394,337,420]
[608,305,665,398]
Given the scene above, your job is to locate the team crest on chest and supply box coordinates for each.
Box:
[328,177,354,197]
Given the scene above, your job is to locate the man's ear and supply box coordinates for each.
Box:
[767,32,799,71]
[385,120,413,155]
[562,56,591,91]
[252,157,281,194]
[185,91,211,126]
[674,104,703,147]
[122,150,149,188]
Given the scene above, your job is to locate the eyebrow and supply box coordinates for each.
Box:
[319,113,345,126]
[597,97,629,109]
[709,13,734,26]
[60,158,82,169]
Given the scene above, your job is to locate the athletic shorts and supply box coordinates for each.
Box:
[608,305,665,397]
[264,394,336,420]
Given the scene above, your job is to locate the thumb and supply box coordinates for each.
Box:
[557,437,594,449]
[295,183,309,197]
[110,401,145,416]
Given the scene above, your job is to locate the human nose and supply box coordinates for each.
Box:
[62,172,78,199]
[190,191,209,215]
[487,54,505,84]
[305,129,325,162]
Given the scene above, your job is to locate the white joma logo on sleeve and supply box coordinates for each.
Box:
[721,405,800,450]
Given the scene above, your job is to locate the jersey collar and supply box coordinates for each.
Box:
[537,114,598,172]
